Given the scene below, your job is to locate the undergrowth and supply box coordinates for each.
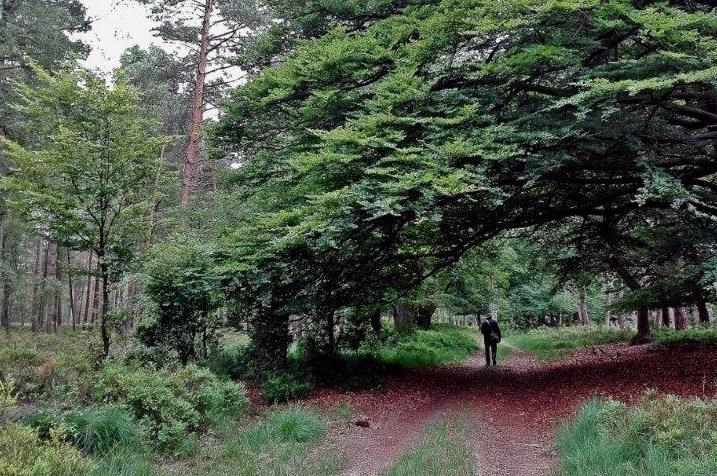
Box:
[507,327,633,361]
[558,393,717,476]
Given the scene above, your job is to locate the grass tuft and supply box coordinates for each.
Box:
[558,394,717,475]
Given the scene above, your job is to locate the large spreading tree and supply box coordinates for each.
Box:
[212,0,717,367]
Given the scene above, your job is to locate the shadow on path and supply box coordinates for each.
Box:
[310,341,717,476]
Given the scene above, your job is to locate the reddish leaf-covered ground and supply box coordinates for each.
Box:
[308,341,717,476]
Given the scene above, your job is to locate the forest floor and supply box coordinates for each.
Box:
[308,339,717,476]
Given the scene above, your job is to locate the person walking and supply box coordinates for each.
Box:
[480,315,501,366]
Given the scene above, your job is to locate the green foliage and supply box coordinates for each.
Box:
[94,363,247,453]
[508,327,634,361]
[0,423,91,476]
[384,415,475,476]
[0,329,102,403]
[143,235,222,364]
[262,372,313,404]
[558,395,717,475]
[213,0,717,358]
[0,378,17,417]
[377,324,478,369]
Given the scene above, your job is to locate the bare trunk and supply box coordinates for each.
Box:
[82,253,93,325]
[43,241,58,331]
[604,291,611,326]
[661,307,671,327]
[181,0,215,204]
[54,245,62,329]
[100,261,110,357]
[0,219,9,335]
[91,274,101,325]
[393,304,415,332]
[673,306,688,330]
[67,250,76,331]
[577,286,589,325]
[631,306,651,345]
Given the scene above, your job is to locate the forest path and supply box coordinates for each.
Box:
[309,338,717,476]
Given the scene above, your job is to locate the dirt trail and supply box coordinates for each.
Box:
[309,341,717,476]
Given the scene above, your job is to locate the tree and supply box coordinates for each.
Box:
[137,0,266,204]
[142,236,221,364]
[2,66,166,355]
[212,0,717,363]
[0,0,90,137]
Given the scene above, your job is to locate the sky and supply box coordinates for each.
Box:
[80,0,160,72]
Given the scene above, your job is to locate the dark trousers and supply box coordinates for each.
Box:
[484,338,497,365]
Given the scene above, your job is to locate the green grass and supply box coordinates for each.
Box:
[178,407,341,476]
[557,394,717,476]
[377,324,479,369]
[654,326,717,346]
[506,326,634,361]
[383,414,476,476]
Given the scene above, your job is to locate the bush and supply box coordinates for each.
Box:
[94,363,247,453]
[558,394,717,475]
[263,372,313,404]
[0,423,91,476]
[205,344,248,379]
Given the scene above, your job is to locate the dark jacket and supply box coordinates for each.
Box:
[480,318,501,342]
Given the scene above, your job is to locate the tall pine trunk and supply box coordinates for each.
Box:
[181,0,214,204]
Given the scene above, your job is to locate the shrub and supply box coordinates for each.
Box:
[0,423,91,476]
[94,363,247,453]
[263,372,313,404]
[205,344,248,379]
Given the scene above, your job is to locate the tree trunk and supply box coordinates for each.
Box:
[0,217,10,335]
[697,295,710,325]
[631,306,651,345]
[91,274,101,325]
[661,307,671,327]
[181,0,215,205]
[82,253,93,325]
[393,304,416,332]
[604,291,611,326]
[67,249,76,331]
[577,286,589,325]
[416,303,436,330]
[673,306,688,331]
[370,308,382,333]
[99,261,110,357]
